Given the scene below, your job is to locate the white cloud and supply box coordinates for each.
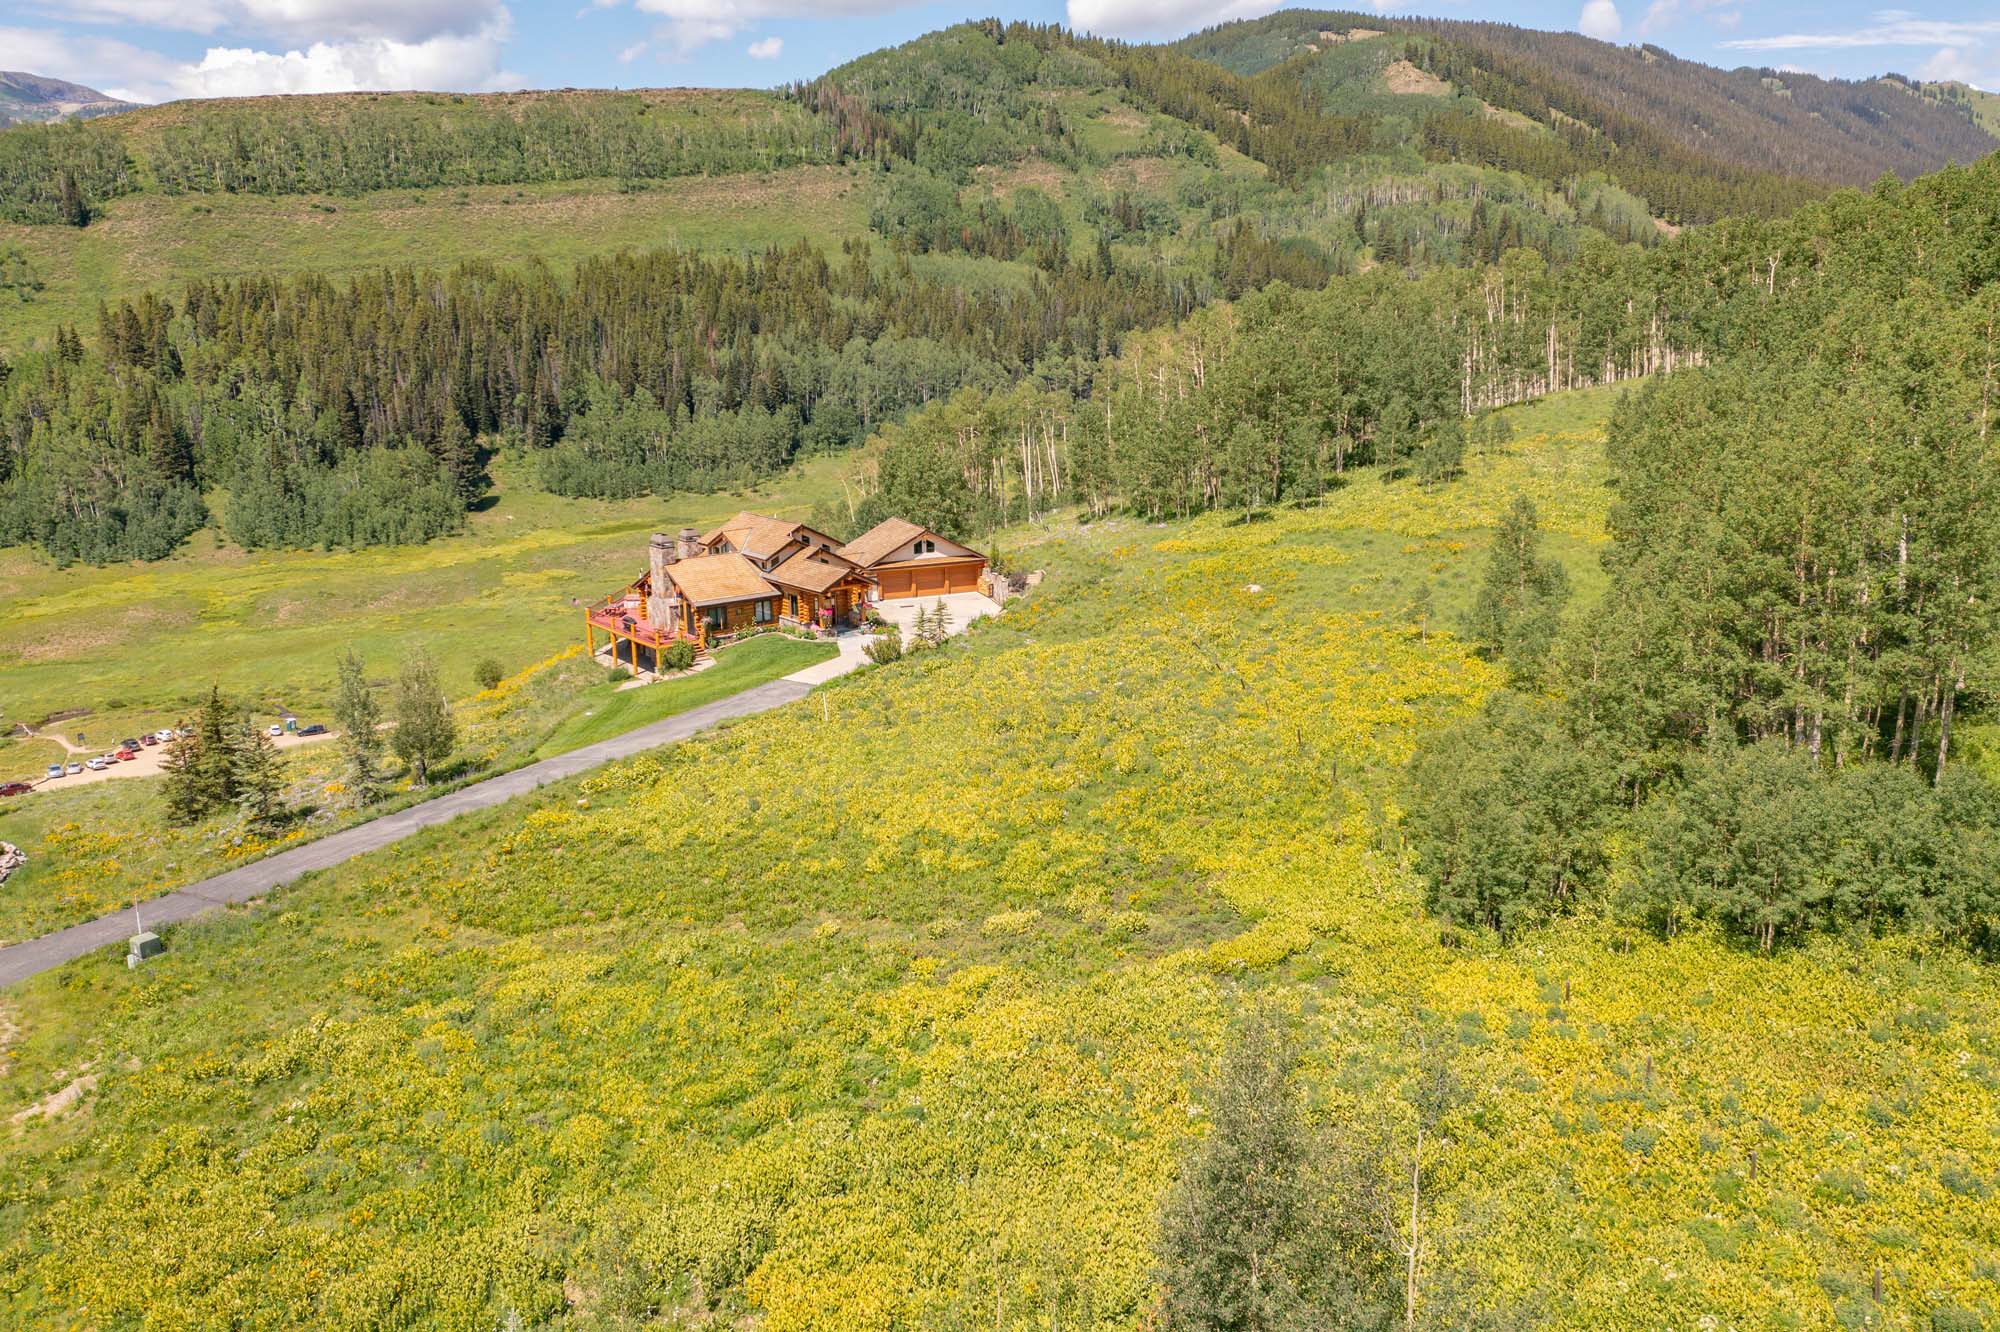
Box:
[39,0,504,45]
[1918,46,1997,90]
[618,39,648,62]
[1064,0,1283,41]
[747,35,782,58]
[1579,0,1623,41]
[0,17,518,101]
[616,0,916,55]
[1637,0,1736,39]
[0,25,178,99]
[165,23,520,96]
[1720,15,2000,52]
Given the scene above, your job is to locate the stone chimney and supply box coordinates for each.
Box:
[677,526,701,561]
[648,533,675,630]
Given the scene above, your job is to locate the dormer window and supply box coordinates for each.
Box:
[915,538,936,556]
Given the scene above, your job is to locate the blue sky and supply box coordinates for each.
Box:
[3,0,1996,104]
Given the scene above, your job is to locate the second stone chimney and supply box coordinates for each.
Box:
[677,526,701,561]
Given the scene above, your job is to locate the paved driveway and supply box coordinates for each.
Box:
[875,592,1001,645]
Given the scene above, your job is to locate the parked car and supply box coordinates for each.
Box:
[118,737,140,752]
[115,748,138,762]
[267,723,284,737]
[139,733,158,747]
[46,763,65,780]
[298,723,327,736]
[0,781,33,798]
[66,762,83,776]
[85,757,110,771]
[155,729,176,743]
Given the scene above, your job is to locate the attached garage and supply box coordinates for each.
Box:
[872,559,982,600]
[838,519,988,603]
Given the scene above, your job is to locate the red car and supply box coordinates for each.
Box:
[115,748,139,761]
[0,781,32,797]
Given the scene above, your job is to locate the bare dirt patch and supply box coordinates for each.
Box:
[0,1004,18,1075]
[9,1067,96,1125]
[972,160,1069,197]
[1383,60,1452,97]
[1123,156,1178,192]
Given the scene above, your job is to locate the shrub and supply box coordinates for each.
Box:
[607,666,631,683]
[865,634,904,665]
[473,657,506,691]
[661,641,696,672]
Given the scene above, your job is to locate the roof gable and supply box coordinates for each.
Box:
[700,511,806,560]
[768,546,868,595]
[837,517,927,568]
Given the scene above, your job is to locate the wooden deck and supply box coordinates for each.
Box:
[585,605,689,651]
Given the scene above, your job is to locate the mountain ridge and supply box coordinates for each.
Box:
[0,70,135,128]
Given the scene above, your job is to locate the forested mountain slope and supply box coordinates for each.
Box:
[1177,11,1998,186]
[4,15,1999,569]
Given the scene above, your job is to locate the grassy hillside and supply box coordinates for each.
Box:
[3,387,1995,1330]
[0,164,871,351]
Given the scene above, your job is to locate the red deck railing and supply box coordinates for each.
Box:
[586,602,694,649]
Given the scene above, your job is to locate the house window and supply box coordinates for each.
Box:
[756,599,774,624]
[704,607,722,633]
[788,595,798,618]
[915,538,936,555]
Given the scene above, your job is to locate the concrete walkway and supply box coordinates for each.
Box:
[0,673,823,989]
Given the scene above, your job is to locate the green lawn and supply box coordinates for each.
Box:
[534,634,838,757]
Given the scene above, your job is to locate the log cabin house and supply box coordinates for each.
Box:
[584,512,984,672]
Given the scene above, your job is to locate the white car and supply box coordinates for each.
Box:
[155,729,175,743]
[267,723,284,737]
[66,762,83,776]
[85,757,110,771]
[46,763,64,780]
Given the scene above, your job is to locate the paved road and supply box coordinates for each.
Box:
[0,677,815,989]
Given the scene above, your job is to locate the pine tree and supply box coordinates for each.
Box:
[332,650,383,807]
[230,713,284,832]
[389,649,456,787]
[925,597,953,645]
[56,170,89,228]
[159,726,205,826]
[191,685,240,811]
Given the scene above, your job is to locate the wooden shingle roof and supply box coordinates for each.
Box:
[663,553,778,607]
[768,547,867,595]
[836,517,926,569]
[700,511,803,560]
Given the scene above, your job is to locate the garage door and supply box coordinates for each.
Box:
[912,565,950,597]
[946,562,983,594]
[877,569,913,599]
